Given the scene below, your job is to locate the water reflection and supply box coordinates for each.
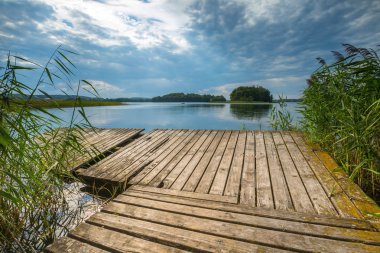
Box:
[163,103,225,114]
[183,103,225,108]
[45,102,299,131]
[230,103,272,120]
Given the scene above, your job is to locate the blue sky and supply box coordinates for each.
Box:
[1,0,379,99]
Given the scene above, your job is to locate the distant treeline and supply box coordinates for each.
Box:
[27,93,301,104]
[14,94,103,101]
[152,93,226,102]
[109,97,152,102]
[10,95,123,108]
[230,86,273,102]
[10,99,122,108]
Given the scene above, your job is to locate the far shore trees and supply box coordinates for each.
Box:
[230,85,273,102]
[152,93,226,102]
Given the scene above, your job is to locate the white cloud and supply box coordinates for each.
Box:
[32,0,196,52]
[84,80,123,96]
[232,0,304,26]
[0,31,15,39]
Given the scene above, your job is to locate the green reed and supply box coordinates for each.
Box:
[270,95,297,131]
[0,46,99,252]
[301,44,380,202]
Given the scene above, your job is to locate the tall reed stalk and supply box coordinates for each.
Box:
[270,95,296,131]
[301,44,380,203]
[0,46,98,252]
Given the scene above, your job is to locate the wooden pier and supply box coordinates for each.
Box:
[46,129,380,252]
[46,128,143,170]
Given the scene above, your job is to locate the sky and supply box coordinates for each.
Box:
[1,0,379,99]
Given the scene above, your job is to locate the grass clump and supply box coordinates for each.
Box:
[301,44,380,203]
[0,47,100,252]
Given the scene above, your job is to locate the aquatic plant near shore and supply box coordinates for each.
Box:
[0,46,99,251]
[301,44,380,203]
[270,95,297,131]
[269,44,379,204]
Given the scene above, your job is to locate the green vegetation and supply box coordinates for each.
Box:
[302,44,380,202]
[270,95,296,131]
[152,92,226,102]
[271,44,380,203]
[0,47,99,251]
[110,97,152,102]
[25,99,122,108]
[230,85,273,102]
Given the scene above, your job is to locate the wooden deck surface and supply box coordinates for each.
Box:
[48,129,380,252]
[55,128,144,170]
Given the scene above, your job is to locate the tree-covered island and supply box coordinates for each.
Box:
[230,85,273,102]
[152,93,226,102]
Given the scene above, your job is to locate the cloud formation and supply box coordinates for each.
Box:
[1,0,379,98]
[33,0,195,52]
[86,80,123,94]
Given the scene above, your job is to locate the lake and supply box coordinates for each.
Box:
[48,102,301,131]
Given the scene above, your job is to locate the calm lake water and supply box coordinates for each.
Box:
[48,102,301,131]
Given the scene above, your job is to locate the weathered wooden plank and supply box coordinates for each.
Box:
[129,185,237,203]
[314,149,380,230]
[263,132,293,211]
[281,132,339,216]
[289,132,364,219]
[45,237,108,253]
[255,131,274,208]
[195,131,232,194]
[92,128,137,151]
[72,128,143,170]
[136,130,197,185]
[102,130,170,174]
[102,201,380,253]
[77,128,114,151]
[77,128,114,145]
[224,131,246,197]
[113,195,380,245]
[317,150,380,211]
[83,130,163,178]
[154,130,210,188]
[182,131,224,192]
[70,222,186,252]
[209,131,239,195]
[96,130,160,170]
[128,130,192,184]
[164,131,211,188]
[89,212,288,253]
[112,130,184,182]
[81,128,136,154]
[81,129,141,164]
[271,132,315,214]
[81,129,162,178]
[239,131,256,206]
[85,128,125,150]
[171,131,218,190]
[79,130,158,179]
[93,130,172,181]
[124,189,374,230]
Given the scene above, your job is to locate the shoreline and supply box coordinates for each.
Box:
[28,100,124,108]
